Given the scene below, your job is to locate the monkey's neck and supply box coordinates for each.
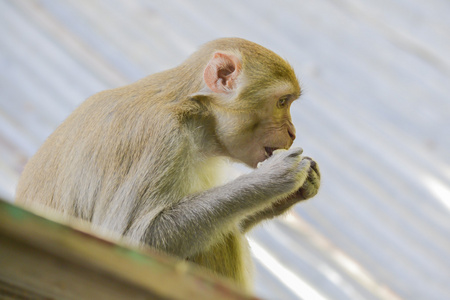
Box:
[185,156,235,195]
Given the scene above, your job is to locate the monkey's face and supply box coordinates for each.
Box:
[202,49,300,167]
[216,92,298,168]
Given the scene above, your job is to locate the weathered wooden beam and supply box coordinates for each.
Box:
[0,200,258,300]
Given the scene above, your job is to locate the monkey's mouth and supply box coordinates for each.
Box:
[264,147,279,158]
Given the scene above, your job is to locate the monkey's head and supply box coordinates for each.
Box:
[193,38,301,168]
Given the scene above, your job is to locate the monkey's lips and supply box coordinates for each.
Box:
[264,147,279,158]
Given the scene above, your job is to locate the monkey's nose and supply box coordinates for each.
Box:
[288,129,296,141]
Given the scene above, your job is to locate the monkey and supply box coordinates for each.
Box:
[15,38,320,291]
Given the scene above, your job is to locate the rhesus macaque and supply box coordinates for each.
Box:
[16,38,320,290]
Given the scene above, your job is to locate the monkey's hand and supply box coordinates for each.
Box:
[241,153,320,232]
[256,147,311,197]
[289,156,320,200]
[271,156,320,209]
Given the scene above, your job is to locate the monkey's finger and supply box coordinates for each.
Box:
[306,166,320,196]
[286,147,303,158]
[307,169,320,187]
[303,157,320,176]
[310,160,320,177]
[312,166,321,181]
[297,171,320,199]
[310,164,320,182]
[295,179,316,200]
[296,157,311,175]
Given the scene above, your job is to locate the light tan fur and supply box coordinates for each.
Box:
[16,38,320,290]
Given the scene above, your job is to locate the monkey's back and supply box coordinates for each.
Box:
[15,80,187,227]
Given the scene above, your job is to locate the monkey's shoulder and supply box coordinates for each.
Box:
[171,96,212,122]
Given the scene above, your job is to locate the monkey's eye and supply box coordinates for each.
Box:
[277,97,289,108]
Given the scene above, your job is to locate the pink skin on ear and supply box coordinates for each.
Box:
[204,52,241,93]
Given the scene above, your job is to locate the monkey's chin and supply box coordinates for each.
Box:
[241,155,265,169]
[247,147,277,169]
[232,147,278,168]
[264,147,279,158]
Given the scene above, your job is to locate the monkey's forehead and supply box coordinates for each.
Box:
[242,59,299,92]
[265,80,301,98]
[243,71,301,96]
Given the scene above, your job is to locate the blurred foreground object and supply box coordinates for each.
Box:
[0,199,257,300]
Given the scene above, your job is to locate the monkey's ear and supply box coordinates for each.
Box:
[204,52,241,93]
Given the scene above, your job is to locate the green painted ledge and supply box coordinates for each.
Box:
[0,199,258,300]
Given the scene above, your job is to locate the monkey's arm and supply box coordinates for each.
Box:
[144,148,310,258]
[240,158,320,233]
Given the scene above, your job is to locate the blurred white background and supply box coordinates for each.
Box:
[1,0,449,299]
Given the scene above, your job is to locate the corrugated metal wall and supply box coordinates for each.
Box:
[1,0,449,299]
